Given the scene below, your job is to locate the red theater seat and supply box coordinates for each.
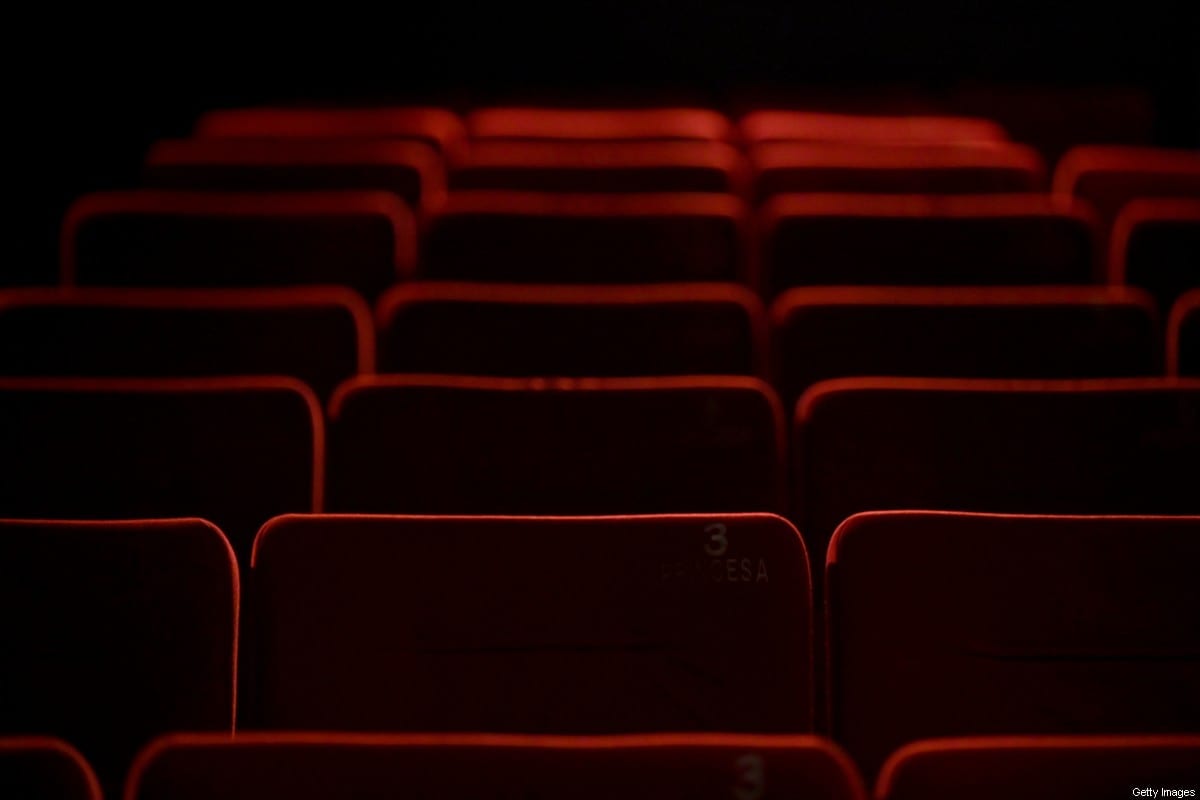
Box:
[0,288,372,401]
[1169,289,1200,376]
[750,142,1044,202]
[877,735,1200,800]
[129,733,865,800]
[144,138,446,214]
[62,191,417,298]
[739,112,1007,146]
[376,282,767,377]
[760,194,1098,297]
[0,377,321,564]
[328,375,784,514]
[0,519,237,797]
[194,107,468,163]
[249,514,812,731]
[771,286,1158,405]
[1054,146,1200,234]
[467,107,734,142]
[828,512,1200,779]
[794,378,1200,563]
[0,738,100,800]
[1110,197,1200,312]
[450,140,749,195]
[423,192,748,283]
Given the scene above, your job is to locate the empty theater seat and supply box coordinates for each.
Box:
[423,192,748,283]
[0,739,100,800]
[63,191,417,298]
[1053,146,1200,234]
[129,733,865,800]
[62,191,417,298]
[739,112,1007,146]
[760,194,1098,297]
[467,107,734,142]
[0,519,237,797]
[328,376,784,514]
[876,735,1200,800]
[771,286,1158,405]
[249,514,812,731]
[0,378,320,563]
[827,512,1200,779]
[1110,197,1200,312]
[376,282,767,377]
[194,107,468,163]
[450,141,749,195]
[1170,289,1200,376]
[144,138,446,214]
[0,288,372,400]
[794,378,1200,563]
[750,142,1044,202]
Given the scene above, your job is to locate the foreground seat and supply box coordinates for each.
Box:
[328,375,784,514]
[0,519,237,797]
[129,733,864,800]
[829,512,1200,779]
[249,514,812,731]
[0,377,321,563]
[0,738,100,800]
[876,735,1200,800]
[760,194,1097,297]
[62,191,417,298]
[423,192,748,283]
[377,282,767,377]
[0,287,372,401]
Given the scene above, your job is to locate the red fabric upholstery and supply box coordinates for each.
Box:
[248,514,812,732]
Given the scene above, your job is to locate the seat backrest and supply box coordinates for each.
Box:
[467,108,734,142]
[377,282,767,377]
[0,738,100,800]
[328,375,785,515]
[760,194,1098,297]
[828,512,1200,779]
[144,138,446,214]
[751,142,1043,201]
[793,378,1200,562]
[739,112,1007,146]
[62,191,416,298]
[1169,289,1200,376]
[450,140,749,194]
[1054,146,1200,233]
[423,192,748,283]
[0,519,237,797]
[876,735,1200,800]
[0,377,321,563]
[129,733,865,800]
[1110,197,1200,312]
[194,107,467,163]
[771,286,1158,406]
[249,514,811,731]
[0,288,372,401]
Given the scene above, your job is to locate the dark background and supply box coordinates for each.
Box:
[14,1,1199,281]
